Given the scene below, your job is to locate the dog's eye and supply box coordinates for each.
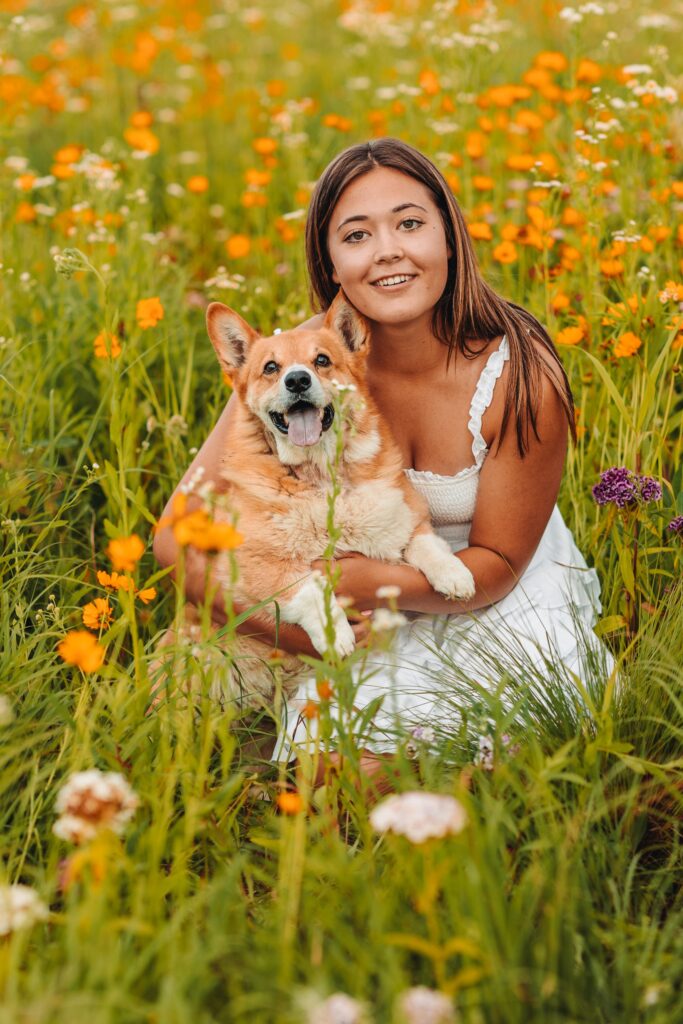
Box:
[263,361,279,375]
[314,353,331,368]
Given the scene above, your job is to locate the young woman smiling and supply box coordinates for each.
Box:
[154,138,609,789]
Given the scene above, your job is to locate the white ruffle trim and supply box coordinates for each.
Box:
[468,335,510,468]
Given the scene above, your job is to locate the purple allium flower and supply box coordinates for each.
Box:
[592,467,662,508]
[667,515,683,536]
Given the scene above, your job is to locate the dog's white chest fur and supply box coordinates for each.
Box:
[270,481,414,562]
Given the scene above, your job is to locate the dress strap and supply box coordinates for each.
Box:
[467,335,510,467]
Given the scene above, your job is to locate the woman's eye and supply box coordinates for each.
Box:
[263,361,279,375]
[315,353,331,367]
[401,218,423,230]
[343,230,367,243]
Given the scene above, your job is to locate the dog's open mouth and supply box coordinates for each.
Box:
[269,402,334,447]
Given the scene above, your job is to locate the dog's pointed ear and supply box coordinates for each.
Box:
[206,303,260,372]
[324,291,370,353]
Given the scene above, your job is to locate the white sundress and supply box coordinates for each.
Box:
[273,336,609,762]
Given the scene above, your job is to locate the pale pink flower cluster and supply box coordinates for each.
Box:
[397,986,455,1023]
[53,769,139,844]
[307,992,368,1024]
[0,884,48,936]
[369,791,468,844]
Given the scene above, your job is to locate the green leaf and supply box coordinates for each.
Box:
[594,614,628,637]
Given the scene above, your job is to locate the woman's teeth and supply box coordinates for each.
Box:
[373,275,414,287]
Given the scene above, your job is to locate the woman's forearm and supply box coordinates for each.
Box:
[387,545,522,615]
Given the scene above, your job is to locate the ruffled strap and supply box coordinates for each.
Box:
[468,335,510,467]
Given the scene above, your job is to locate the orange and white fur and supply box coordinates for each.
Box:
[158,292,474,709]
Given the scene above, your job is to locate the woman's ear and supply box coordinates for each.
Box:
[331,265,340,285]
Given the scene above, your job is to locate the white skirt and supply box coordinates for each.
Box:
[272,506,610,762]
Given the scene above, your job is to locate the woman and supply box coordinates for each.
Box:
[154,138,607,787]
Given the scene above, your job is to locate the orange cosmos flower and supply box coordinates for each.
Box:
[15,202,36,223]
[136,587,157,604]
[556,326,584,347]
[226,234,251,259]
[599,258,624,278]
[15,173,36,191]
[123,127,159,154]
[58,630,105,673]
[472,175,494,191]
[468,221,493,241]
[316,679,333,700]
[107,534,144,572]
[534,51,568,72]
[129,110,153,128]
[614,332,642,358]
[302,700,319,719]
[187,175,209,194]
[277,791,304,814]
[136,297,164,329]
[93,331,121,359]
[418,68,440,95]
[82,598,113,630]
[551,291,571,313]
[97,570,135,592]
[252,137,277,156]
[156,494,243,553]
[493,240,518,264]
[54,144,82,164]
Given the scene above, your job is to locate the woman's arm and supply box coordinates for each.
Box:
[317,366,569,614]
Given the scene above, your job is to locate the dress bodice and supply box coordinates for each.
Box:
[403,335,510,551]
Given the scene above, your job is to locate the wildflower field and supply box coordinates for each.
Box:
[2,0,683,1020]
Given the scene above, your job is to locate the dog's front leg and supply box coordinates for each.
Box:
[403,529,476,601]
[279,572,356,658]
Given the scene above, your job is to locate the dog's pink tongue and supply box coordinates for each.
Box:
[287,407,323,446]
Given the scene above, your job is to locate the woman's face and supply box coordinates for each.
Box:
[326,166,451,331]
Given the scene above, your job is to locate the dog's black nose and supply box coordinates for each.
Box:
[284,370,312,394]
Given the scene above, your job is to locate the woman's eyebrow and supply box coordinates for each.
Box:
[335,202,428,232]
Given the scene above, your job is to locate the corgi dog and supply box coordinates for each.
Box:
[156,292,475,710]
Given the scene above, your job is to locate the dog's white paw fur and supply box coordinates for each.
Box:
[404,533,476,601]
[281,573,356,657]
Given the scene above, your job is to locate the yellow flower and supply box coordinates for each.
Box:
[186,175,209,194]
[93,331,121,359]
[97,570,135,592]
[614,331,642,358]
[82,598,113,630]
[136,297,164,329]
[106,535,145,572]
[492,240,518,264]
[226,234,251,259]
[58,631,105,673]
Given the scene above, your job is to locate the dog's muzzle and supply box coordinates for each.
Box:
[269,402,335,446]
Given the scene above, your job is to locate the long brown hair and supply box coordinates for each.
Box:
[305,137,575,455]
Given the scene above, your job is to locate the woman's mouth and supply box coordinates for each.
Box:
[370,274,417,289]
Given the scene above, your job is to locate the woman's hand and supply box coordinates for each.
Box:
[311,553,406,611]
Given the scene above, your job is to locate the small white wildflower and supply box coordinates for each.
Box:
[166,183,185,197]
[330,378,357,393]
[371,608,407,632]
[53,769,139,845]
[397,986,455,1024]
[0,695,14,725]
[165,414,189,439]
[0,885,48,936]
[375,585,401,600]
[474,734,495,770]
[307,992,368,1024]
[370,791,468,844]
[559,7,583,24]
[621,63,653,76]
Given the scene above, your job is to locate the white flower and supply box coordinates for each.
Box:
[53,770,139,844]
[375,585,401,599]
[307,992,368,1024]
[371,608,407,632]
[0,884,48,936]
[397,986,455,1023]
[559,7,583,24]
[369,791,467,844]
[474,734,495,770]
[330,378,357,393]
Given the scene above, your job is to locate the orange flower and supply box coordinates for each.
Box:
[492,240,518,264]
[316,679,333,700]
[550,291,570,313]
[506,153,536,171]
[93,331,121,359]
[187,175,209,194]
[614,332,642,358]
[136,297,164,329]
[277,791,304,814]
[107,534,144,572]
[97,570,135,592]
[82,598,113,630]
[534,51,568,73]
[600,258,624,278]
[129,110,153,128]
[123,127,159,154]
[472,175,494,191]
[252,137,277,156]
[15,173,36,191]
[58,630,105,673]
[556,326,584,347]
[54,144,82,164]
[468,221,493,241]
[302,700,319,719]
[226,234,251,259]
[15,201,36,223]
[418,68,440,95]
[136,587,157,604]
[156,494,244,553]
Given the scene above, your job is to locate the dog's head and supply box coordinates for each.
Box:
[206,292,371,464]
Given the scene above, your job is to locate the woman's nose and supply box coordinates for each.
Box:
[373,229,403,263]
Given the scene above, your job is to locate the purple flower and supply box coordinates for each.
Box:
[667,515,683,536]
[592,467,662,508]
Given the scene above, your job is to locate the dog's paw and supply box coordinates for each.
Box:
[331,610,356,659]
[428,556,476,601]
